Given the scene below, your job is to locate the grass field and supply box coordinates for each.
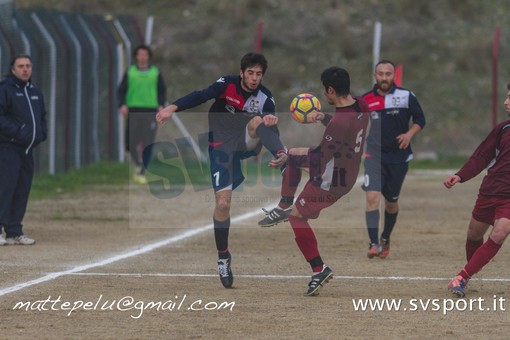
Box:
[31,156,468,200]
[30,162,129,199]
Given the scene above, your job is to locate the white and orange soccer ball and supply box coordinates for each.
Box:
[290,93,321,124]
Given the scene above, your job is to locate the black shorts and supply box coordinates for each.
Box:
[126,111,157,151]
[361,157,408,202]
[209,129,262,192]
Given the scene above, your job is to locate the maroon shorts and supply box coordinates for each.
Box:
[472,194,510,225]
[294,180,342,219]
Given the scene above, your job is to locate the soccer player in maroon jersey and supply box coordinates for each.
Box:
[444,83,510,298]
[156,53,287,289]
[260,67,369,296]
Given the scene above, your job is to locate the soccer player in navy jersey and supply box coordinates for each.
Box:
[156,53,287,288]
[260,67,369,296]
[362,60,426,259]
[444,83,510,298]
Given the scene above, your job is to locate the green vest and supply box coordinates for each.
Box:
[126,65,160,108]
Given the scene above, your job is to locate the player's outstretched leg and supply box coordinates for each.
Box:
[304,265,333,296]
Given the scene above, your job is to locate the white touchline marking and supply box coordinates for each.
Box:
[67,272,510,282]
[0,207,270,298]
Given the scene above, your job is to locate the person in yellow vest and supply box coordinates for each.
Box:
[118,45,166,184]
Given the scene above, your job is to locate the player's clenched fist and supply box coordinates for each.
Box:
[443,174,461,189]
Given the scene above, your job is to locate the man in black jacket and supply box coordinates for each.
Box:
[0,55,47,245]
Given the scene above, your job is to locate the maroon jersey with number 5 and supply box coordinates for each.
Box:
[308,96,370,196]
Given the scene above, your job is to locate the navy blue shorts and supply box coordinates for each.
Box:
[361,156,408,202]
[209,130,262,192]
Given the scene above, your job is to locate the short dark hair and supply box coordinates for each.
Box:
[240,52,268,74]
[375,59,395,69]
[321,66,350,96]
[10,54,32,69]
[133,45,152,58]
[507,82,510,90]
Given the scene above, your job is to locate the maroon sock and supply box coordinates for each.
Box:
[278,202,291,210]
[281,158,302,199]
[466,238,484,262]
[312,265,323,273]
[461,238,502,279]
[288,215,320,262]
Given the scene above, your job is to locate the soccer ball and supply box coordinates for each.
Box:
[290,93,321,124]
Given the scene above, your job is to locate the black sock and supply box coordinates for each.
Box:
[279,196,294,207]
[214,218,230,257]
[381,211,398,241]
[255,124,285,158]
[309,256,324,271]
[366,210,380,244]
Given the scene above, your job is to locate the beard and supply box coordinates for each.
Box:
[378,81,392,92]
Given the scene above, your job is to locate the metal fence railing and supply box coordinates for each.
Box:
[0,0,146,174]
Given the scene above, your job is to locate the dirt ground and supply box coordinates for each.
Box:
[1,170,510,339]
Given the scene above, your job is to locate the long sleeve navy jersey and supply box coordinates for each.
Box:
[456,119,510,198]
[173,75,276,143]
[363,84,426,163]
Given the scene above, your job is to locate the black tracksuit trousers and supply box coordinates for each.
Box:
[0,144,34,237]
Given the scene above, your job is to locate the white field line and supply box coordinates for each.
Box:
[68,272,510,283]
[0,208,269,298]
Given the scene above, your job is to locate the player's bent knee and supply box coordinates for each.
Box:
[466,231,485,241]
[248,115,263,127]
[491,219,510,244]
[215,200,231,215]
[467,222,489,240]
[489,231,507,245]
[288,147,309,156]
[385,201,399,214]
[366,191,381,209]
